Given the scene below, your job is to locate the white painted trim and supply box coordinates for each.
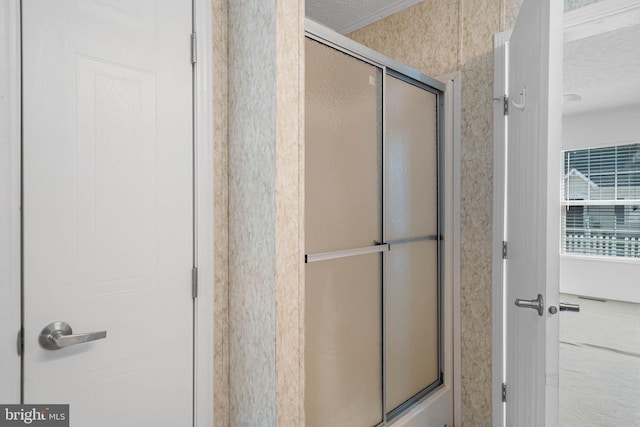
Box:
[492,29,511,427]
[193,0,215,425]
[564,0,640,42]
[438,70,462,427]
[0,0,22,404]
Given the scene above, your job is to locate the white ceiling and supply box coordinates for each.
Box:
[563,23,640,115]
[305,0,423,34]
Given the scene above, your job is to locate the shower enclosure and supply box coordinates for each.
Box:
[305,22,446,426]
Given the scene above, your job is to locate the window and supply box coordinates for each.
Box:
[563,143,640,258]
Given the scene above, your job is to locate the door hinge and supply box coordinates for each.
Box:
[503,95,509,115]
[502,382,507,402]
[192,266,198,299]
[17,329,23,356]
[502,241,508,259]
[191,32,197,64]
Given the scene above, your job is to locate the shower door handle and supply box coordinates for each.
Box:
[305,242,390,263]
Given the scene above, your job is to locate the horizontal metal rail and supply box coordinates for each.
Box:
[305,243,390,263]
[385,235,440,245]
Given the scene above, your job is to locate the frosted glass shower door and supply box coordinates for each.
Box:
[384,76,440,414]
[305,34,443,425]
[305,38,383,427]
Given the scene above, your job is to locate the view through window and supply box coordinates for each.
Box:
[563,143,640,258]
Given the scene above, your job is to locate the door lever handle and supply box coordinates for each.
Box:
[559,302,580,312]
[39,321,107,350]
[515,294,544,316]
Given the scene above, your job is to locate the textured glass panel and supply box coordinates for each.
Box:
[384,76,438,241]
[384,75,440,411]
[305,253,382,427]
[305,38,382,254]
[384,240,439,411]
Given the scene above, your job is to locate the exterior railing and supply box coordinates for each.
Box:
[564,234,640,258]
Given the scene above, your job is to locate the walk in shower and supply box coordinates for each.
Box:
[304,22,446,426]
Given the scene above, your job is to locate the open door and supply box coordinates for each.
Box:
[504,0,563,425]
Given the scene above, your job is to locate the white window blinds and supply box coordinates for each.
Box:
[562,143,640,258]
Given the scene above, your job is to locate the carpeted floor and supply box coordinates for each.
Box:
[559,293,640,427]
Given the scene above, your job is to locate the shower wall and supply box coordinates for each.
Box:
[348,0,523,424]
[209,0,574,425]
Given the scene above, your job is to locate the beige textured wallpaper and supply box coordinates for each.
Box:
[350,0,522,425]
[214,0,525,424]
[349,1,460,76]
[226,0,304,425]
[228,1,277,419]
[274,0,305,425]
[212,0,229,425]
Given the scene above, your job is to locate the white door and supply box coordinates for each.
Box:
[505,0,563,425]
[22,1,194,426]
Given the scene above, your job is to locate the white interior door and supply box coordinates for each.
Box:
[505,0,562,425]
[22,1,194,426]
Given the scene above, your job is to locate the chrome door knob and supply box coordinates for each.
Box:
[39,321,107,350]
[514,294,544,316]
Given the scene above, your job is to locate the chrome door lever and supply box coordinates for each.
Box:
[559,302,580,312]
[39,321,107,350]
[515,294,544,316]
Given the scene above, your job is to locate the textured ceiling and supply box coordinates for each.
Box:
[564,23,640,115]
[305,0,423,34]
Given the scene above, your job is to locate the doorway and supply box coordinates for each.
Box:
[1,0,215,425]
[492,0,640,425]
[560,15,640,425]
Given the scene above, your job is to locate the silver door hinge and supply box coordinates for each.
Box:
[502,382,507,402]
[502,241,508,259]
[17,329,23,356]
[192,266,198,299]
[191,32,197,64]
[503,95,509,115]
